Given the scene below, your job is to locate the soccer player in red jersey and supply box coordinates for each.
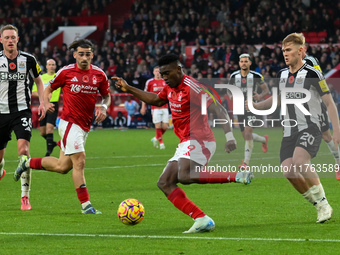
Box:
[14,39,111,214]
[140,66,169,149]
[113,54,253,233]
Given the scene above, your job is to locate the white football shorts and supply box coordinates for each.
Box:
[58,119,89,155]
[169,140,216,166]
[152,108,169,124]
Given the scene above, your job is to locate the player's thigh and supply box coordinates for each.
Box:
[175,140,216,166]
[158,161,178,185]
[295,128,322,160]
[0,115,13,150]
[58,119,88,155]
[12,110,32,143]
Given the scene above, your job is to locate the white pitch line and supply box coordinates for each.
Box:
[0,232,339,243]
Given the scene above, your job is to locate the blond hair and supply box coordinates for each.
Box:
[282,32,305,47]
[0,24,19,37]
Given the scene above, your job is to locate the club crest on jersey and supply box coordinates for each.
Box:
[18,62,25,69]
[82,75,89,83]
[178,91,183,101]
[296,77,303,84]
[9,63,16,70]
[92,75,97,85]
[74,141,79,150]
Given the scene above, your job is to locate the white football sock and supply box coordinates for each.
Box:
[82,200,91,209]
[302,188,316,204]
[326,140,340,165]
[310,184,326,204]
[252,133,266,143]
[0,158,4,177]
[244,140,253,165]
[21,168,31,198]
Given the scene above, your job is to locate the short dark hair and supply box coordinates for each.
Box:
[69,39,94,51]
[158,53,179,67]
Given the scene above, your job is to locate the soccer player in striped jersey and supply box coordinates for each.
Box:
[302,51,340,180]
[113,53,253,234]
[252,33,339,223]
[0,24,46,210]
[14,39,111,214]
[140,66,169,149]
[229,53,269,169]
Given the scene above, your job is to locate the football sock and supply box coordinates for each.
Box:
[244,140,253,165]
[302,188,316,204]
[199,171,237,183]
[76,185,90,204]
[81,201,91,209]
[167,187,205,219]
[21,168,31,198]
[0,158,4,176]
[30,158,43,169]
[42,134,47,140]
[161,128,166,134]
[156,128,163,144]
[46,133,55,153]
[310,184,326,204]
[252,133,266,143]
[326,140,340,165]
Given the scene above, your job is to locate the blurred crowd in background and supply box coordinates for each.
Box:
[1,0,340,128]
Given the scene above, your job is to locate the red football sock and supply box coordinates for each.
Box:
[199,171,237,184]
[161,128,166,134]
[167,187,205,219]
[30,158,43,169]
[156,128,163,144]
[76,186,89,204]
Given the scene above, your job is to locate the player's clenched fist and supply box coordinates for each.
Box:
[225,140,237,153]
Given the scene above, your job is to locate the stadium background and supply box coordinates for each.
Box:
[2,1,340,254]
[1,0,340,127]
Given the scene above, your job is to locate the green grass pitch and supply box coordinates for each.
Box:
[1,127,340,254]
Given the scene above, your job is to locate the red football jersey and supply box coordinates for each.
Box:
[144,78,168,109]
[158,75,215,143]
[50,64,110,131]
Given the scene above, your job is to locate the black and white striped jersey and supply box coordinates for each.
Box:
[277,63,330,137]
[304,55,322,73]
[0,51,41,114]
[229,70,265,101]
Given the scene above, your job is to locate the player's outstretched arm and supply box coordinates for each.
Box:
[208,102,236,153]
[112,77,167,107]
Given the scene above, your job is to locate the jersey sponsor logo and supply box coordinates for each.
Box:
[0,63,6,68]
[9,63,16,70]
[285,92,305,99]
[18,62,25,69]
[70,84,98,93]
[71,76,78,82]
[0,72,26,80]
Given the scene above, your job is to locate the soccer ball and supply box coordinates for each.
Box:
[117,198,145,225]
